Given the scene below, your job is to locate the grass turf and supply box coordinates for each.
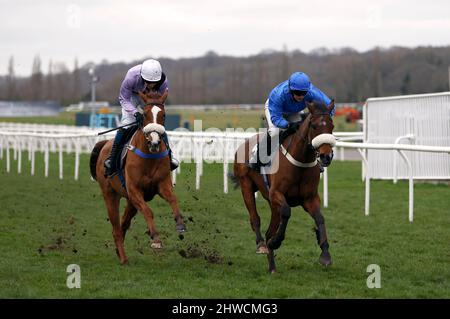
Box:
[0,153,449,298]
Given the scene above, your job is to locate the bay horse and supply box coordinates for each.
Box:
[232,100,336,273]
[89,89,186,264]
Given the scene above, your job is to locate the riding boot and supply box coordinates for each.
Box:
[104,128,126,177]
[248,132,271,170]
[161,132,179,171]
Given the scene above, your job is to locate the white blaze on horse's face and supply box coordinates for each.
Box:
[143,105,166,152]
[151,106,162,124]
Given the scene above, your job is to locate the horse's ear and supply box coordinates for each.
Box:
[160,88,168,103]
[138,90,147,102]
[146,90,161,100]
[306,101,315,113]
[328,99,335,113]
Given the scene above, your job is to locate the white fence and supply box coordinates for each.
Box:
[1,122,449,222]
[364,92,450,180]
[333,141,450,222]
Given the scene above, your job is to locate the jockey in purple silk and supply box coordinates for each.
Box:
[104,59,179,177]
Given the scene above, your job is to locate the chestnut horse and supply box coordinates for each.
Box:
[89,90,186,264]
[232,100,336,273]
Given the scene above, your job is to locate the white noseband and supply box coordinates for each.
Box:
[311,133,336,149]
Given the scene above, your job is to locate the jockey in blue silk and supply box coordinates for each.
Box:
[104,59,179,177]
[249,71,334,170]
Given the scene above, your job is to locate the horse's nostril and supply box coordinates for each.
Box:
[320,154,332,163]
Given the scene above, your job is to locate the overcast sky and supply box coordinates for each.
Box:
[1,0,450,76]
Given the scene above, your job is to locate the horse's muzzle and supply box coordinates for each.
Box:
[319,152,334,167]
[148,141,160,153]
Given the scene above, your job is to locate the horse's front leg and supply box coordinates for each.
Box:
[158,176,186,233]
[267,190,291,251]
[265,190,291,273]
[303,195,332,266]
[127,185,162,249]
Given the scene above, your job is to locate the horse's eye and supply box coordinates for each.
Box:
[311,124,318,130]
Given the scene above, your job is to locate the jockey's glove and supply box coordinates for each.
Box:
[134,112,144,128]
[287,122,300,132]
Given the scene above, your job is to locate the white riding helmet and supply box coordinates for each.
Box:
[141,59,162,82]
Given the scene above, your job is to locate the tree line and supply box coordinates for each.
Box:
[1,45,449,106]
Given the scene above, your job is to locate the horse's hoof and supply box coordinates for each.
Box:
[319,252,332,266]
[269,268,276,274]
[256,243,269,254]
[120,258,129,265]
[151,242,162,249]
[176,224,186,233]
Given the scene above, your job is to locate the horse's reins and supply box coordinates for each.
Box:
[280,112,334,168]
[126,103,170,160]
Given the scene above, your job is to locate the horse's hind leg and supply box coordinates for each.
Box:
[303,195,332,266]
[265,190,291,273]
[158,176,186,233]
[267,191,291,251]
[103,192,128,264]
[121,200,138,240]
[240,177,267,254]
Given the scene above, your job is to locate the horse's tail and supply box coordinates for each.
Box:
[90,140,108,181]
[228,171,240,190]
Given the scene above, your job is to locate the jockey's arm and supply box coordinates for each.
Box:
[308,87,335,116]
[268,97,289,129]
[118,76,137,114]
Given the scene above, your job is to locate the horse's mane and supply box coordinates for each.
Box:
[311,100,330,114]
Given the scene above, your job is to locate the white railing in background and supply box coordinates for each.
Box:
[364,92,450,180]
[1,123,449,222]
[328,142,450,223]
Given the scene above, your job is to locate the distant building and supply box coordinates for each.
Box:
[0,101,60,117]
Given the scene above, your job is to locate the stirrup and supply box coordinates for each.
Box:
[248,161,261,170]
[247,147,261,170]
[247,155,261,170]
[104,158,118,177]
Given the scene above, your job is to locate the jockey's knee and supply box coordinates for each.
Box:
[268,127,280,138]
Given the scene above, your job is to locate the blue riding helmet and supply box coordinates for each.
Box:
[288,72,312,92]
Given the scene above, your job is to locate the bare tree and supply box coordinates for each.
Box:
[45,60,54,100]
[31,55,43,100]
[6,56,17,100]
[53,62,70,104]
[72,58,81,102]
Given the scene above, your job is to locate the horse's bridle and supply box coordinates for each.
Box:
[126,102,169,160]
[141,102,166,142]
[284,112,335,159]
